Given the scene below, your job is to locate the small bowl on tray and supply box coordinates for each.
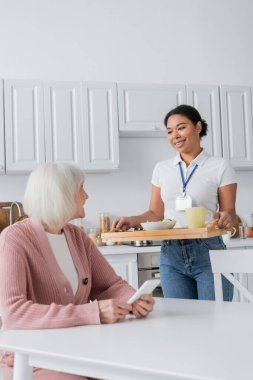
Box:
[140,219,176,231]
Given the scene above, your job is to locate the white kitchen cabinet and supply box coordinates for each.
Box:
[220,85,253,169]
[4,79,46,173]
[44,81,84,167]
[0,80,5,175]
[187,85,222,157]
[118,83,186,137]
[82,82,119,171]
[105,253,138,289]
[3,79,119,174]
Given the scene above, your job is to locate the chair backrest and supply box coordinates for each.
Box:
[209,249,253,303]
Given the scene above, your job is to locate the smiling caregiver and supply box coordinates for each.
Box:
[112,105,237,301]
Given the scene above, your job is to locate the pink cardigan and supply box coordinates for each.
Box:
[0,217,135,332]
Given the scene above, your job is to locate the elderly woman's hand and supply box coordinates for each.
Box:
[131,294,155,319]
[98,299,132,324]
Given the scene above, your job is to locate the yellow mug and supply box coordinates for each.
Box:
[185,207,213,228]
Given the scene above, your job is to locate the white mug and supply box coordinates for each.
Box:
[222,227,236,244]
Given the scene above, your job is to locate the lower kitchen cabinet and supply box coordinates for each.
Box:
[102,240,253,300]
[104,253,138,289]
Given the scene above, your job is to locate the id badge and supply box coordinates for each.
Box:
[175,193,192,211]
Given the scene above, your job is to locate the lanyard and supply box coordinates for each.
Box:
[178,161,198,195]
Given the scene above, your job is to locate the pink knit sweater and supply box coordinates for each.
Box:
[0,218,135,367]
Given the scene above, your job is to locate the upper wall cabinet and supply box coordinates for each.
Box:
[220,86,253,169]
[187,85,222,157]
[44,81,84,167]
[0,80,5,175]
[117,83,186,137]
[3,79,119,173]
[2,79,253,173]
[82,83,119,171]
[4,79,46,173]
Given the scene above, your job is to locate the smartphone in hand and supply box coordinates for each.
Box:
[127,279,160,304]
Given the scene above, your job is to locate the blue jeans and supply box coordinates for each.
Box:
[160,236,233,301]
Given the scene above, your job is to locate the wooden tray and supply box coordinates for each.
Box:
[101,224,226,243]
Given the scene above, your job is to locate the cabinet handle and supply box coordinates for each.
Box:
[153,125,160,131]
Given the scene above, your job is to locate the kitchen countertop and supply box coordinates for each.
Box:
[225,237,253,248]
[98,238,253,255]
[98,244,161,255]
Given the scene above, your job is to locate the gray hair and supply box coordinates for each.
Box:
[23,162,85,229]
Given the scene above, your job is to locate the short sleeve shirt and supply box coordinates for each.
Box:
[151,150,236,227]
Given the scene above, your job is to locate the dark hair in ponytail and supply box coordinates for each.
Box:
[164,104,208,138]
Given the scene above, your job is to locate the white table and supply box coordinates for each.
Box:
[0,298,253,380]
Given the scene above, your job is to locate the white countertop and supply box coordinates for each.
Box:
[98,238,253,256]
[98,244,161,255]
[226,237,253,248]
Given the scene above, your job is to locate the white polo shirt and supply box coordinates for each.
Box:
[151,150,236,227]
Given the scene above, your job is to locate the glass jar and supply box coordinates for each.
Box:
[87,228,97,242]
[99,213,110,233]
[95,235,104,247]
[239,222,247,239]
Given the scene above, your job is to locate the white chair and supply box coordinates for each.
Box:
[209,249,253,303]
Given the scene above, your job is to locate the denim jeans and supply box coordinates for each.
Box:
[160,236,233,301]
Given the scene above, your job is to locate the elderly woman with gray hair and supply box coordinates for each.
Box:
[0,162,154,380]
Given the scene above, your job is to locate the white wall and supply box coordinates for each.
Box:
[0,0,253,227]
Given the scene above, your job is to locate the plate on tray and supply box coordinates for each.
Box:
[140,219,176,231]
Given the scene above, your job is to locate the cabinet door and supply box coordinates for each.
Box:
[220,86,253,169]
[0,80,5,174]
[82,83,119,171]
[44,82,84,167]
[105,253,138,289]
[4,79,45,173]
[118,83,186,136]
[187,85,222,156]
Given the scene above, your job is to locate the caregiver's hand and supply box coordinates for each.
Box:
[214,210,236,230]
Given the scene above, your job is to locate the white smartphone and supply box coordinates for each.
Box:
[127,279,161,304]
